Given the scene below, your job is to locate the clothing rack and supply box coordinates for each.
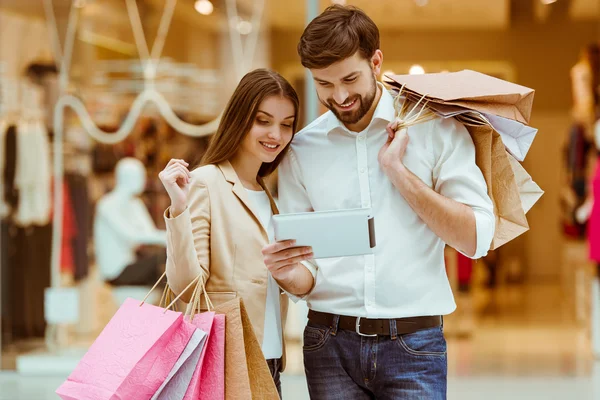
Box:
[39,0,265,351]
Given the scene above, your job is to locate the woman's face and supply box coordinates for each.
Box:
[240,95,296,164]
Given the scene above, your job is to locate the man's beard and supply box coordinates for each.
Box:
[320,75,378,125]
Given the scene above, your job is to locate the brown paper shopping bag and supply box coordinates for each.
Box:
[462,120,529,249]
[210,297,280,400]
[386,70,535,124]
[506,153,545,214]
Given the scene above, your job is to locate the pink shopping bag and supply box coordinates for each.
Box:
[182,311,216,399]
[197,313,225,400]
[56,298,196,400]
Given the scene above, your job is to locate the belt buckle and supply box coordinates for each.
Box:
[355,317,377,337]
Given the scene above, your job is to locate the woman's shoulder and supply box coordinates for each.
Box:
[189,164,226,188]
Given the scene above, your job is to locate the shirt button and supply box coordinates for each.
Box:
[358,135,364,141]
[360,168,366,173]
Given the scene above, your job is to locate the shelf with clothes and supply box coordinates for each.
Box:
[0,75,54,344]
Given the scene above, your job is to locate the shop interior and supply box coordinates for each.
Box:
[0,0,600,398]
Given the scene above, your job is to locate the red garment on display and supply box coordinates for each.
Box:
[589,161,600,261]
[457,252,473,285]
[50,179,77,274]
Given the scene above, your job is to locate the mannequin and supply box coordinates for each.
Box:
[94,158,166,286]
[565,44,600,238]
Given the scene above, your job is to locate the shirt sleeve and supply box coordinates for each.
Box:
[277,149,318,301]
[430,118,495,259]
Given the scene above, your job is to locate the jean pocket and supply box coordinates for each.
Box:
[303,322,331,352]
[397,326,447,357]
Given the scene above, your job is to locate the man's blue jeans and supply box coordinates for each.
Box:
[303,316,447,399]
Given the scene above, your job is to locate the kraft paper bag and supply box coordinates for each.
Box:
[386,69,535,124]
[455,114,542,249]
[507,152,544,214]
[212,297,280,400]
[464,121,529,249]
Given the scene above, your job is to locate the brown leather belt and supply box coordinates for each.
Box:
[308,310,442,337]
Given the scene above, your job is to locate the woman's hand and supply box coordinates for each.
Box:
[159,159,192,217]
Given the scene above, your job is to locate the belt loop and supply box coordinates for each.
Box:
[390,319,398,340]
[330,315,340,336]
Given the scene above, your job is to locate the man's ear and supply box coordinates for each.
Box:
[371,50,383,76]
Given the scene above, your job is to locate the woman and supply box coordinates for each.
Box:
[158,68,312,397]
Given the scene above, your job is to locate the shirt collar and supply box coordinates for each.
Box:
[326,82,396,136]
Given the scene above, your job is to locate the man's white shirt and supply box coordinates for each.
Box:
[278,84,495,318]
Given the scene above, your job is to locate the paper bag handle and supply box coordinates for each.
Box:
[140,271,207,312]
[181,274,214,320]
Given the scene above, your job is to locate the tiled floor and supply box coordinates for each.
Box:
[1,371,599,399]
[2,282,599,399]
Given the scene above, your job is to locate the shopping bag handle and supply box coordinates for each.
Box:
[391,86,435,131]
[160,273,214,318]
[181,273,214,320]
[140,271,203,310]
[140,271,169,306]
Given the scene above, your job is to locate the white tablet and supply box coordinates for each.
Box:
[273,208,376,259]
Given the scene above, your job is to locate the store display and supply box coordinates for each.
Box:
[94,158,167,285]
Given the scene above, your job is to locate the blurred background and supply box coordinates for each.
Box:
[0,0,600,399]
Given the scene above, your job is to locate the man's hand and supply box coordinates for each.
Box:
[378,121,409,175]
[262,240,314,296]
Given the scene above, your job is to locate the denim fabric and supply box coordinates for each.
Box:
[303,318,447,400]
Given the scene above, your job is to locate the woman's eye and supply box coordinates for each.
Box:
[282,124,292,128]
[257,119,269,125]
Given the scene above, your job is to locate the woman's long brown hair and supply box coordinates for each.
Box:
[199,68,300,177]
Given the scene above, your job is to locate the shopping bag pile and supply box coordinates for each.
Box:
[56,272,279,399]
[385,70,544,249]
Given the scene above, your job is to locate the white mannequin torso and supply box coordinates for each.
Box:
[94,158,166,281]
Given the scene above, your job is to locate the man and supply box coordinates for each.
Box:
[262,5,494,399]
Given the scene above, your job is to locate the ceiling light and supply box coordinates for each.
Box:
[332,0,346,4]
[540,0,557,4]
[195,0,214,15]
[415,0,429,6]
[237,20,253,35]
[409,65,425,75]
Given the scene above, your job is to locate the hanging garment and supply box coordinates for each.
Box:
[14,119,51,226]
[59,180,77,275]
[563,123,592,238]
[589,160,600,262]
[5,223,52,339]
[3,125,18,210]
[0,119,10,218]
[566,123,592,201]
[457,252,473,289]
[66,173,90,281]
